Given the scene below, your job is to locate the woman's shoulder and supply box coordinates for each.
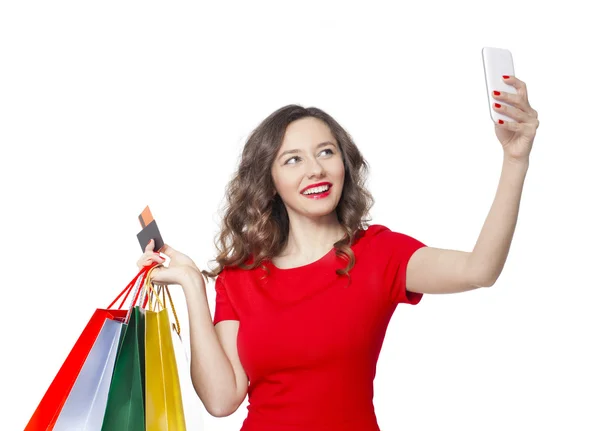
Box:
[363,223,391,236]
[216,253,268,279]
[346,224,390,255]
[359,223,393,242]
[360,223,424,249]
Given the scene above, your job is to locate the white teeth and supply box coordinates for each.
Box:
[302,185,330,195]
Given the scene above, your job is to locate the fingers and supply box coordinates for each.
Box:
[492,102,529,123]
[147,239,174,257]
[497,76,531,110]
[137,256,163,270]
[137,240,166,269]
[160,243,173,257]
[492,90,528,113]
[503,75,527,96]
[145,239,155,253]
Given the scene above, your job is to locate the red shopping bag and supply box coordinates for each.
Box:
[25,265,152,431]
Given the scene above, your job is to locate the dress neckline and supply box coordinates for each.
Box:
[265,227,369,272]
[267,246,336,272]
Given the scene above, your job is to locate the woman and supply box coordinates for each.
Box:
[137,75,539,431]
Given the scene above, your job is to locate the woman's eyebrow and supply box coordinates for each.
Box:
[278,141,336,160]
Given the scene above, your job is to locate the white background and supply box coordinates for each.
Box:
[2,1,599,430]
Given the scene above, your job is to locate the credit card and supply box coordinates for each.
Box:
[136,206,165,252]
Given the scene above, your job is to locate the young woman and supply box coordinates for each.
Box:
[137,75,539,431]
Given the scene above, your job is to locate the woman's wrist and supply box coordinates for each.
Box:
[179,266,206,293]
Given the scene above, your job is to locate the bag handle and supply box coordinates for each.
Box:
[158,284,181,336]
[122,263,161,324]
[144,266,165,311]
[106,264,153,310]
[143,266,181,336]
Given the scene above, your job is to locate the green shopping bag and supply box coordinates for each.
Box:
[101,271,148,431]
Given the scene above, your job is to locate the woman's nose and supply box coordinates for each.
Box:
[307,160,325,176]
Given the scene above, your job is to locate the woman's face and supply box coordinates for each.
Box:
[271,117,345,219]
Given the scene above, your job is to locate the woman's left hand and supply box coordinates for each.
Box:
[492,75,540,164]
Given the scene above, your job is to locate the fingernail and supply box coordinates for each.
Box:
[493,91,501,96]
[502,75,510,79]
[498,119,504,124]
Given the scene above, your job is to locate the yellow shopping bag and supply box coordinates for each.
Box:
[169,288,207,430]
[144,269,186,431]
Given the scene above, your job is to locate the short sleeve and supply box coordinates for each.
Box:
[213,272,240,325]
[378,228,427,305]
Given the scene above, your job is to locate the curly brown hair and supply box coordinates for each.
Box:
[200,104,375,286]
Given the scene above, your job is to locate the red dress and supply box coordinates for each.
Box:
[213,224,427,431]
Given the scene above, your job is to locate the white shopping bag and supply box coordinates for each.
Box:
[53,318,123,430]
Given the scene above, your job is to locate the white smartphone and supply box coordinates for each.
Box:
[482,47,516,123]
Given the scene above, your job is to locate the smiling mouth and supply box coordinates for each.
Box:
[301,184,332,195]
[301,185,332,198]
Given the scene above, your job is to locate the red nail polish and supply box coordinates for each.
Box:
[498,119,504,124]
[493,91,501,96]
[502,75,510,79]
[494,103,501,108]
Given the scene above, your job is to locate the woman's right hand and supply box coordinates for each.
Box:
[137,239,200,286]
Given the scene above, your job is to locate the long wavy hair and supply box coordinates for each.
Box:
[200,104,375,286]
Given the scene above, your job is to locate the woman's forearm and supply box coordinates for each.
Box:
[179,271,239,417]
[468,156,529,286]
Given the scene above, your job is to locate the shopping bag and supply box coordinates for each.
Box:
[167,288,207,430]
[100,276,148,431]
[25,266,150,431]
[145,280,186,430]
[53,318,122,430]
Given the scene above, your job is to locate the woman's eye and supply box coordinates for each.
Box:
[285,148,334,165]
